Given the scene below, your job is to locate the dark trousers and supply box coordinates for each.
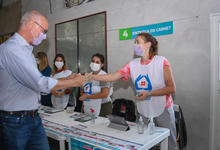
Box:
[0,113,50,150]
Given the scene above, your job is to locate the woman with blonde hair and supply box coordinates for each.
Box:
[36,52,51,77]
[36,51,52,106]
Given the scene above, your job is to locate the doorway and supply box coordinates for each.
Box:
[210,13,220,150]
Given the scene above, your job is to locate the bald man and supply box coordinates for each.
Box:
[0,10,85,150]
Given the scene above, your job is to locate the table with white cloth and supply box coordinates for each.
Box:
[39,109,170,150]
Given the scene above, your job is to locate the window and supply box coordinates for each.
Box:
[55,12,107,73]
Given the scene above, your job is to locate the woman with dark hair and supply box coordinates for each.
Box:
[80,53,113,117]
[51,54,72,109]
[36,51,52,106]
[89,33,177,150]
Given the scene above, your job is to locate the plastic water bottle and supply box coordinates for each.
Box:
[148,117,155,135]
[90,114,95,124]
[137,116,144,134]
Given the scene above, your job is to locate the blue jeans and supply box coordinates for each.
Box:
[0,113,50,150]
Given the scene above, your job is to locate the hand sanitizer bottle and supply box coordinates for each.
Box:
[137,116,144,134]
[147,117,155,135]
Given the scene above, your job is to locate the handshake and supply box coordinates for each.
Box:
[66,73,94,86]
[51,73,96,93]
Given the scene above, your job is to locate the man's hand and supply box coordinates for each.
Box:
[52,74,86,92]
[66,73,80,79]
[72,74,86,87]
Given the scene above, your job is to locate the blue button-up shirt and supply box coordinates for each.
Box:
[0,33,58,111]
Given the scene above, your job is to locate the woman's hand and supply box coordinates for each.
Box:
[84,73,93,82]
[65,89,70,94]
[79,93,88,101]
[51,90,65,97]
[57,91,65,96]
[135,91,151,101]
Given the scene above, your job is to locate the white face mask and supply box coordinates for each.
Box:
[55,61,64,69]
[90,62,100,72]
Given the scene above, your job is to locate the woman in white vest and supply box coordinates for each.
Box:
[51,54,72,109]
[89,33,177,150]
[80,53,113,117]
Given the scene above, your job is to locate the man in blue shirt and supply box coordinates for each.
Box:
[0,10,85,150]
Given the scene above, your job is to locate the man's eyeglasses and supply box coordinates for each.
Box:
[34,21,48,34]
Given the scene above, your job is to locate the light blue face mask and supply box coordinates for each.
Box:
[32,32,46,46]
[134,44,144,56]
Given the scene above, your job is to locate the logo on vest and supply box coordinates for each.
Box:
[135,74,152,100]
[83,82,92,101]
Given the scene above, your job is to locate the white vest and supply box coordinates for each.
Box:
[51,70,72,109]
[130,56,166,118]
[83,70,113,116]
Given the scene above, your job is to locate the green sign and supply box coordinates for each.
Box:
[119,21,173,40]
[119,28,131,40]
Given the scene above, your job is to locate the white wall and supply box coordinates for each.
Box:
[21,0,220,149]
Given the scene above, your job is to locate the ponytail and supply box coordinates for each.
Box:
[137,32,158,58]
